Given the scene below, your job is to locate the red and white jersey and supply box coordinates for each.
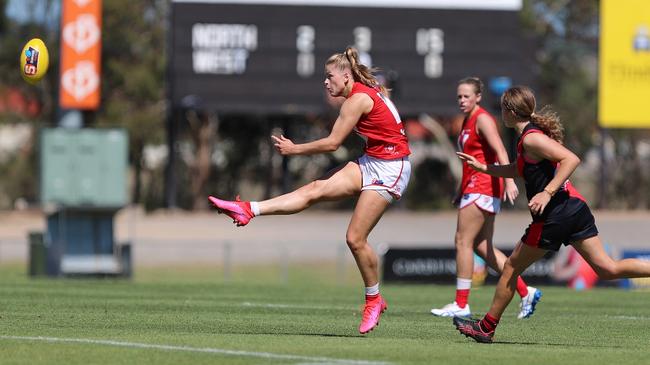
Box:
[349,82,410,159]
[457,106,503,197]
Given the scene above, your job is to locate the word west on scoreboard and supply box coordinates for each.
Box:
[171,0,528,116]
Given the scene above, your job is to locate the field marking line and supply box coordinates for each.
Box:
[0,335,391,365]
[241,301,354,311]
[607,315,650,320]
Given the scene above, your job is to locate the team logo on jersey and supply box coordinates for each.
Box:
[467,175,477,188]
[384,145,396,153]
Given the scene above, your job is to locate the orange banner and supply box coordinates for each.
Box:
[59,0,102,110]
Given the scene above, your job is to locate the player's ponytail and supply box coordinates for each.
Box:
[326,46,387,95]
[530,106,564,143]
[502,86,564,143]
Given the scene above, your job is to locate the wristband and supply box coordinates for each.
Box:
[543,187,555,197]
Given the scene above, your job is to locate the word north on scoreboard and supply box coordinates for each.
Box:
[171,0,528,116]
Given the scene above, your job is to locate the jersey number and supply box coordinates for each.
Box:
[376,92,402,124]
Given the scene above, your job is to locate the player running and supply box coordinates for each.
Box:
[454,85,650,343]
[430,77,541,320]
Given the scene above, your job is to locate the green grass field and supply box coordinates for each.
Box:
[1,263,649,365]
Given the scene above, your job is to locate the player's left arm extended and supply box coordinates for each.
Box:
[272,93,370,156]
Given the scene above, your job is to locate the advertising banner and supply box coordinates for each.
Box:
[599,0,650,127]
[382,247,558,285]
[59,0,102,110]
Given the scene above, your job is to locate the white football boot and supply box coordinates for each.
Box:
[430,301,471,317]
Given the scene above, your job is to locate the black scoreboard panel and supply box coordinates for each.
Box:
[171,2,529,116]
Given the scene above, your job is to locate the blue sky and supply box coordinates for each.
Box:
[5,0,60,27]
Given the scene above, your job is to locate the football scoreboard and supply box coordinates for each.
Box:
[170,0,528,116]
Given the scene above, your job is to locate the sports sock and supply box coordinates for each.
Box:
[249,201,260,216]
[365,283,379,297]
[479,313,500,333]
[516,277,528,297]
[455,278,472,308]
[455,289,469,308]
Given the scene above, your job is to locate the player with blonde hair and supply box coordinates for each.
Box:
[209,46,411,334]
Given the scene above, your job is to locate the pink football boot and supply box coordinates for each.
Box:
[359,295,387,334]
[208,195,254,226]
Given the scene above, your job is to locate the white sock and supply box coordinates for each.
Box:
[250,202,260,216]
[365,284,379,296]
[456,278,472,290]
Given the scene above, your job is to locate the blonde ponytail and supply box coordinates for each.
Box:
[326,46,387,94]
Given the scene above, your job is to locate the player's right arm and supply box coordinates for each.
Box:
[476,114,519,204]
[272,93,372,156]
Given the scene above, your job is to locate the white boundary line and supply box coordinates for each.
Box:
[607,315,650,321]
[0,335,392,365]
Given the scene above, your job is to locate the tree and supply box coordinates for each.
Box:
[0,0,59,208]
[521,0,599,154]
[95,0,166,205]
[521,0,650,208]
[0,0,168,208]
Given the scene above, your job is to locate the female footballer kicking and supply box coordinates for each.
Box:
[208,46,411,335]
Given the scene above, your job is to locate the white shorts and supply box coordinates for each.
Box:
[357,154,411,202]
[459,193,501,214]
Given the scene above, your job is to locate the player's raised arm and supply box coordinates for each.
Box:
[271,93,371,156]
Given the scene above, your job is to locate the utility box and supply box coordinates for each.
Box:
[40,128,128,207]
[33,128,131,277]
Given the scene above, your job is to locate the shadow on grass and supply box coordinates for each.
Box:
[223,330,362,338]
[486,340,626,348]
